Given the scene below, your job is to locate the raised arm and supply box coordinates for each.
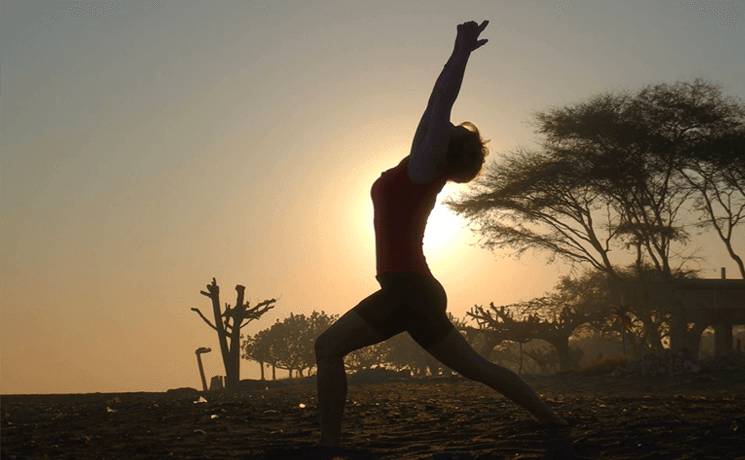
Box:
[409,20,488,184]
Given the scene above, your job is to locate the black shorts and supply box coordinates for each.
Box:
[352,272,454,349]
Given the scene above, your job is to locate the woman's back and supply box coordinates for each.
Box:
[371,156,447,276]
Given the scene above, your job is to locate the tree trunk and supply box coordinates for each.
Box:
[196,354,208,392]
[723,238,745,279]
[668,306,709,359]
[547,336,574,373]
[204,280,234,389]
[518,342,524,375]
[225,285,246,390]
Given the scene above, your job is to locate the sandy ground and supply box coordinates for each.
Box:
[2,372,745,459]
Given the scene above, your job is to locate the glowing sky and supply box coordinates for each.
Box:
[2,0,743,394]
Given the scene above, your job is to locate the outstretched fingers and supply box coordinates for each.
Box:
[476,20,489,49]
[457,20,489,51]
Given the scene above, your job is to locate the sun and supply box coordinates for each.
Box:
[423,201,465,254]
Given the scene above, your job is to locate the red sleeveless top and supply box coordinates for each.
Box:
[371,157,447,276]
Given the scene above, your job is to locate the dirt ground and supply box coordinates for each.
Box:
[2,372,745,459]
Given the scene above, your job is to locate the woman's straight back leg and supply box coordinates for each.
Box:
[424,328,567,425]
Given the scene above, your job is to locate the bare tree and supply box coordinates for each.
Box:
[468,301,591,373]
[192,278,276,390]
[523,346,560,374]
[468,269,620,372]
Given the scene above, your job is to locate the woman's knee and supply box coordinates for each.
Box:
[314,332,334,361]
[314,329,348,363]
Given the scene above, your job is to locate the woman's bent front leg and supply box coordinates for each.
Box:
[315,351,347,447]
[314,309,387,447]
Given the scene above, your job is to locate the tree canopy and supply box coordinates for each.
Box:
[242,311,468,379]
[445,79,744,353]
[243,311,336,378]
[445,79,745,279]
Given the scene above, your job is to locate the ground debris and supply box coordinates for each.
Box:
[2,374,744,459]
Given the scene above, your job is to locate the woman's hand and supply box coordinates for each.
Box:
[456,20,489,53]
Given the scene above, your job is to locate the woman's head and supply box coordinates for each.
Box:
[445,122,489,183]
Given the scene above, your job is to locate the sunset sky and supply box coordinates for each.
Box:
[2,0,744,395]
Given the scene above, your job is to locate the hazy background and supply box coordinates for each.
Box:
[2,0,743,394]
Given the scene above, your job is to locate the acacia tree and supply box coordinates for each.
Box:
[446,79,745,351]
[192,278,276,389]
[556,269,651,356]
[678,126,745,278]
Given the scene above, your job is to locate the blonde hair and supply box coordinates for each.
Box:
[445,122,490,183]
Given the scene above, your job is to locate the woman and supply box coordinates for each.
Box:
[314,20,567,448]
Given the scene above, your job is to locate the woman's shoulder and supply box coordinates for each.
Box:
[403,155,446,186]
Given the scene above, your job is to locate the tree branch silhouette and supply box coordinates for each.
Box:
[193,277,275,389]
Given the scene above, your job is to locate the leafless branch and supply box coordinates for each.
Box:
[191,307,217,331]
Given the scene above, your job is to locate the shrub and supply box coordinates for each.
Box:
[580,355,631,376]
[614,350,745,379]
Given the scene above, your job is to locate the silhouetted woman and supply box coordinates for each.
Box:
[315,20,567,448]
